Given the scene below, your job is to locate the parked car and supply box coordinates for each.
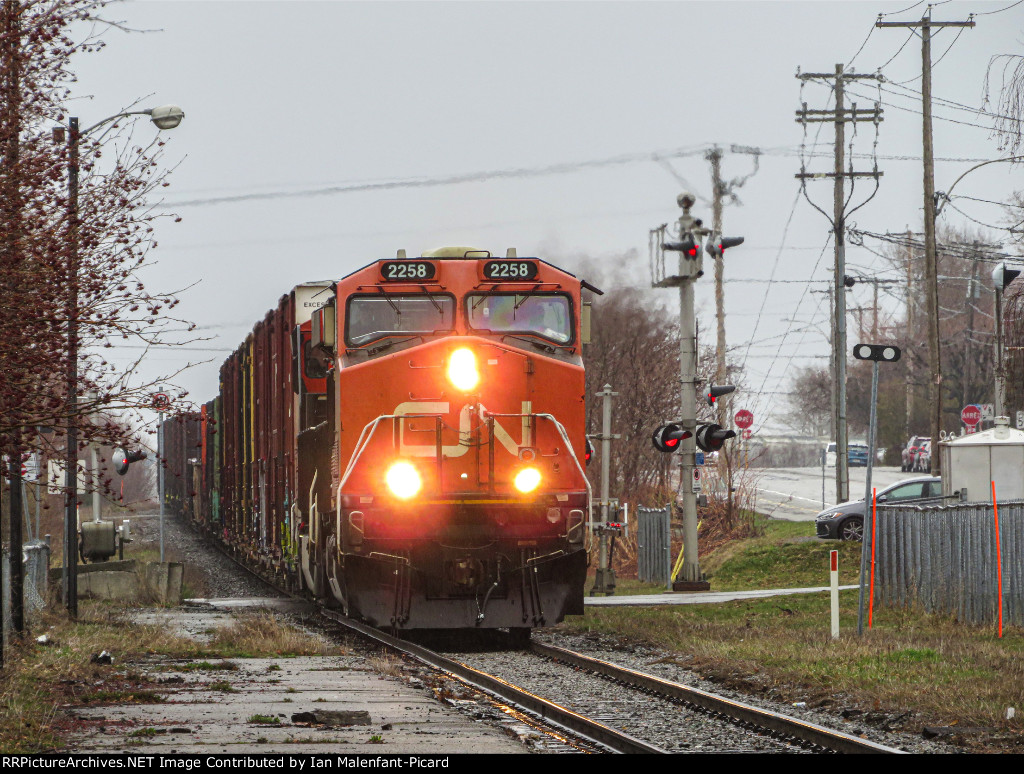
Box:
[914,439,932,472]
[847,443,869,467]
[901,435,928,472]
[814,476,942,541]
[823,442,837,468]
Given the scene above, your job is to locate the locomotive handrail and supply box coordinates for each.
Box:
[336,410,591,527]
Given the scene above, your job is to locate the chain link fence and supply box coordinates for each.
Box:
[1,541,52,638]
[874,501,1024,626]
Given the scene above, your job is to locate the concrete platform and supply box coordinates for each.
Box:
[65,654,529,754]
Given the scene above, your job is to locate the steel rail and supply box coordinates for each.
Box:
[531,642,905,754]
[318,610,668,754]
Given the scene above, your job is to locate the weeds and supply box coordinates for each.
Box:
[247,715,280,725]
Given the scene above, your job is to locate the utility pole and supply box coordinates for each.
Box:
[708,146,728,429]
[796,64,883,503]
[905,229,915,441]
[651,194,710,589]
[877,12,975,476]
[590,384,619,597]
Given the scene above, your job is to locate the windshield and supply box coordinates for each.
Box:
[346,295,454,346]
[466,294,572,344]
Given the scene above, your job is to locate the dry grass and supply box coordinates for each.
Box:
[205,611,340,658]
[365,651,403,677]
[566,595,1024,740]
[569,517,1024,749]
[0,604,341,752]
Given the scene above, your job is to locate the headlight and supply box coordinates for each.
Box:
[385,461,421,499]
[514,467,541,494]
[447,347,479,391]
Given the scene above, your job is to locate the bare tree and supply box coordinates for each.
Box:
[984,52,1024,155]
[0,0,196,496]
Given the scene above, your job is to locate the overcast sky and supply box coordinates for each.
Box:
[69,0,1024,433]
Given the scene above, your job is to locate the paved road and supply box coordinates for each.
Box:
[754,465,929,521]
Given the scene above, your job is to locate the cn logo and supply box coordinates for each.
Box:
[392,402,530,457]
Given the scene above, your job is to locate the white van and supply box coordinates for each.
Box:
[824,442,837,468]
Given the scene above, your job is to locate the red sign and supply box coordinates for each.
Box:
[742,429,752,440]
[734,409,754,429]
[961,405,982,427]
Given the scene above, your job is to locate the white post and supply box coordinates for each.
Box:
[830,549,840,640]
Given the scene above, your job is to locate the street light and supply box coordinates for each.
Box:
[62,105,184,618]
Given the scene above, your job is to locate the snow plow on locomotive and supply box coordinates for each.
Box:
[163,248,595,633]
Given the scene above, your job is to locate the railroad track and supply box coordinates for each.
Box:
[319,610,904,755]
[187,518,904,754]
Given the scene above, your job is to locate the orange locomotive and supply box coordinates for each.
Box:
[169,247,594,633]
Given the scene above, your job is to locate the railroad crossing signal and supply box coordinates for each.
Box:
[652,423,692,453]
[695,423,736,452]
[705,384,736,406]
[704,236,745,257]
[112,447,147,476]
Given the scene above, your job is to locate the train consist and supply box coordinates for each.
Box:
[162,247,596,633]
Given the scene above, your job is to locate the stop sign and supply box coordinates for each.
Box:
[734,409,754,429]
[961,405,982,427]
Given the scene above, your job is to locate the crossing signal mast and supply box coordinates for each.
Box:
[650,193,743,590]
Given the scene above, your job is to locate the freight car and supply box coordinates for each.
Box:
[164,248,596,634]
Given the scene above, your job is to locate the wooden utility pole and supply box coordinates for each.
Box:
[877,13,975,476]
[708,146,727,427]
[796,64,883,503]
[905,230,915,441]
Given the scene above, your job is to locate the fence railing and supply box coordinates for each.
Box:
[874,501,1024,627]
[637,505,672,589]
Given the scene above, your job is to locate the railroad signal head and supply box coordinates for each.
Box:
[112,447,147,476]
[852,343,901,363]
[652,423,692,453]
[843,275,856,288]
[695,423,736,453]
[705,384,736,406]
[663,236,701,259]
[585,438,595,466]
[992,262,1022,292]
[705,236,744,257]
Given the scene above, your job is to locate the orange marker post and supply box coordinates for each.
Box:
[868,487,877,629]
[993,481,1003,639]
[830,549,839,640]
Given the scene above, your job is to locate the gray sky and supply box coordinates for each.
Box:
[70,0,1024,432]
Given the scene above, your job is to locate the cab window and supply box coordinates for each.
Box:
[346,295,454,347]
[466,293,572,344]
[303,339,327,379]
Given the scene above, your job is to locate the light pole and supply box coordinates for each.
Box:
[62,105,184,618]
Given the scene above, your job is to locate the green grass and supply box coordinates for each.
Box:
[247,714,280,725]
[701,517,860,590]
[566,515,1024,746]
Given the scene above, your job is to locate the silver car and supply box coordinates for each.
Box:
[814,476,942,541]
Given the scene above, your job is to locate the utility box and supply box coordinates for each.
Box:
[80,521,117,563]
[940,417,1024,502]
